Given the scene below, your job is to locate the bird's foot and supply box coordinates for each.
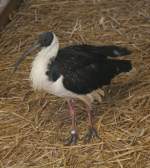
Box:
[84,127,100,143]
[64,130,78,145]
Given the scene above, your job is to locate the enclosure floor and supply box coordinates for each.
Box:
[0,0,150,167]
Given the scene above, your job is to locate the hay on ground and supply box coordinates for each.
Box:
[0,0,150,167]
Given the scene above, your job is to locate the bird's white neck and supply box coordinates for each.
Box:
[37,34,59,61]
[30,34,59,90]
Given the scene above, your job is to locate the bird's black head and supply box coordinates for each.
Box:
[38,32,54,47]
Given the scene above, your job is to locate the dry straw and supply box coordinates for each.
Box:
[0,0,150,167]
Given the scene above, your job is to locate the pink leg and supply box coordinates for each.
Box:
[65,99,78,145]
[67,99,76,132]
[86,105,93,128]
[84,105,100,143]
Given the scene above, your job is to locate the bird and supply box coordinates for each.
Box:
[14,32,132,145]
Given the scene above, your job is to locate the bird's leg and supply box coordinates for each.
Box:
[64,99,78,145]
[84,105,100,143]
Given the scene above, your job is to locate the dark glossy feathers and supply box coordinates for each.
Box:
[47,45,132,94]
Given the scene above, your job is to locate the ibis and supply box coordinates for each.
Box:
[14,32,132,145]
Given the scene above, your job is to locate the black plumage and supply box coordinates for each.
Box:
[46,45,132,94]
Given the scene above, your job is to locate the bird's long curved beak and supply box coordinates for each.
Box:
[13,42,40,72]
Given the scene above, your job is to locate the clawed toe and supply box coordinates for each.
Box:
[84,127,100,143]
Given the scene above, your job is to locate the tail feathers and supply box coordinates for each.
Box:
[114,60,132,74]
[99,45,131,57]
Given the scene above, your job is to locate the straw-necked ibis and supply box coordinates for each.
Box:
[14,32,132,145]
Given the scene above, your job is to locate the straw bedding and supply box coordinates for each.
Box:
[0,0,150,167]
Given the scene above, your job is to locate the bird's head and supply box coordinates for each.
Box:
[38,32,54,47]
[13,32,57,72]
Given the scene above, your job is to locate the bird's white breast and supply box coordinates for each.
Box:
[30,49,52,91]
[30,38,58,93]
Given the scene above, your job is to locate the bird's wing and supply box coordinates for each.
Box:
[62,58,132,94]
[47,46,132,94]
[54,50,131,94]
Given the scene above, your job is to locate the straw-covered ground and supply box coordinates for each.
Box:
[0,0,150,167]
